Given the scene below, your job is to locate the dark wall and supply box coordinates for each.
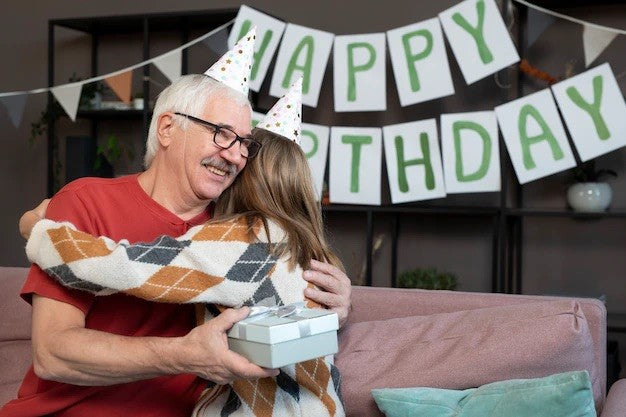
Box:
[1,2,625,363]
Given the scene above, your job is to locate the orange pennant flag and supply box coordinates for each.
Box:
[104,71,132,104]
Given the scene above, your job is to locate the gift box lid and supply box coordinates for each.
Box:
[228,305,338,344]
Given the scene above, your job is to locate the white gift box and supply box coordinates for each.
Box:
[227,304,339,369]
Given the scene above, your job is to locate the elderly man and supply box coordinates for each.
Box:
[2,74,351,417]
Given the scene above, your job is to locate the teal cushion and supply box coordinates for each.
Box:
[371,371,596,417]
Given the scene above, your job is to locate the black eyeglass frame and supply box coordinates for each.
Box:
[174,112,262,159]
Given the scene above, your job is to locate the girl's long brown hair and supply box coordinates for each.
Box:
[214,128,343,272]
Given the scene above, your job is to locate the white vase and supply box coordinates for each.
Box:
[567,182,612,212]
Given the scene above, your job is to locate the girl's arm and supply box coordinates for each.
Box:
[25,216,280,307]
[19,198,50,239]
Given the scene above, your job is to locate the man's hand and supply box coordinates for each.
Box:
[177,307,279,384]
[303,259,352,327]
[19,198,50,239]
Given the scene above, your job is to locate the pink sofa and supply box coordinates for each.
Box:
[2,266,625,416]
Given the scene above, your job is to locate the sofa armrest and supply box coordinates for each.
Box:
[601,379,626,417]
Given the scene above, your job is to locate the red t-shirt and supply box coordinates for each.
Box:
[1,175,209,417]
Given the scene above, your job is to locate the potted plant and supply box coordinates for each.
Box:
[567,160,617,212]
[93,134,135,178]
[30,76,106,191]
[396,267,457,290]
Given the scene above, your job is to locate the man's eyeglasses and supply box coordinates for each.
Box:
[174,112,262,159]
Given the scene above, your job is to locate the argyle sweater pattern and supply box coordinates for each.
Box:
[26,217,344,417]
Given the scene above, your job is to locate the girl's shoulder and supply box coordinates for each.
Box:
[252,217,287,244]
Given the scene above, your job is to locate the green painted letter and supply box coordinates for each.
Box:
[518,104,564,170]
[301,130,319,158]
[401,30,433,92]
[282,36,314,93]
[342,135,373,193]
[452,0,493,64]
[395,133,434,192]
[453,121,492,182]
[347,42,376,101]
[566,75,610,140]
[237,20,274,82]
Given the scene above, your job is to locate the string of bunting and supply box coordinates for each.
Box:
[1,0,625,207]
[0,19,235,122]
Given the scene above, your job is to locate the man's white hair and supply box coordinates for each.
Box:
[144,74,252,168]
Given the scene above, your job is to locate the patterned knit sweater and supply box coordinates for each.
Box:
[25,216,344,417]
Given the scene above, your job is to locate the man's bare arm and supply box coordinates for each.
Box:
[32,295,278,386]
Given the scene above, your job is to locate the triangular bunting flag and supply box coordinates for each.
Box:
[104,71,133,104]
[0,94,28,128]
[582,24,618,67]
[526,8,555,48]
[203,25,230,56]
[154,50,182,83]
[51,83,83,122]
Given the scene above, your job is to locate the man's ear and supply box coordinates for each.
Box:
[156,112,176,147]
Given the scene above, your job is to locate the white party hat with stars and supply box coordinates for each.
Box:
[204,26,256,96]
[258,77,302,144]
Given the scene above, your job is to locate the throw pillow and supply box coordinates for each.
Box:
[371,370,595,417]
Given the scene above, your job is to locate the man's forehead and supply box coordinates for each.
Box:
[203,95,252,133]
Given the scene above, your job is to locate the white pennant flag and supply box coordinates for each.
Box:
[154,50,182,83]
[0,94,28,128]
[51,83,83,122]
[583,24,617,67]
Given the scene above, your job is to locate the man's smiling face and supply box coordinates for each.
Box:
[176,95,252,201]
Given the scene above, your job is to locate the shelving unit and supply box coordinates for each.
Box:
[46,3,625,337]
[47,8,238,195]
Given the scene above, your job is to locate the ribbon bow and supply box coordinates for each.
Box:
[234,301,312,341]
[247,301,307,319]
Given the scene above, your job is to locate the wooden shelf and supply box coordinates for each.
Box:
[51,9,237,35]
[77,109,149,120]
[322,204,499,216]
[506,208,626,218]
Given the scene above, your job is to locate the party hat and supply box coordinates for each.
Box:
[204,26,256,96]
[259,77,302,144]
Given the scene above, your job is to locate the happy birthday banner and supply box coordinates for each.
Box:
[249,62,626,203]
[236,0,626,203]
[1,0,625,205]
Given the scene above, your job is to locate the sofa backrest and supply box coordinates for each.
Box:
[348,286,607,414]
[0,267,32,407]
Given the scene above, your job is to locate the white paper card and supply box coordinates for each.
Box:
[301,122,330,200]
[333,33,386,112]
[495,89,576,184]
[270,23,334,107]
[228,5,287,92]
[551,63,626,162]
[251,110,266,128]
[439,0,519,85]
[441,111,500,193]
[329,127,382,205]
[383,119,446,203]
[387,18,455,106]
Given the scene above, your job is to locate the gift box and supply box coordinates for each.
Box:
[227,304,339,369]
